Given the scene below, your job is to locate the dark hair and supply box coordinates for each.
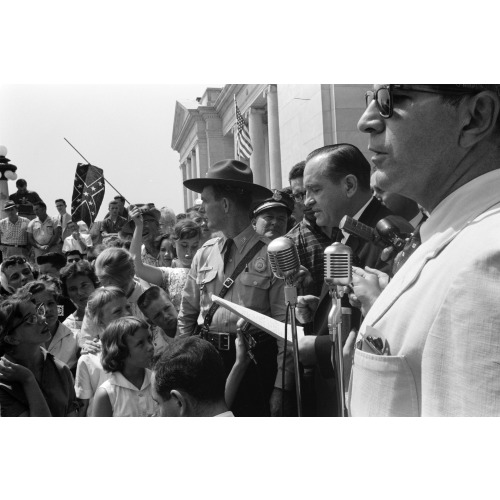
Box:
[212,184,253,212]
[34,201,47,210]
[1,255,30,273]
[101,316,150,373]
[59,260,99,296]
[25,278,61,300]
[437,85,500,129]
[137,285,171,312]
[16,179,27,188]
[288,161,306,182]
[0,288,34,355]
[153,337,226,405]
[114,196,125,203]
[176,213,187,221]
[172,219,201,241]
[305,144,371,191]
[55,199,66,205]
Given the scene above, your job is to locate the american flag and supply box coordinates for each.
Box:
[71,163,106,227]
[234,96,253,159]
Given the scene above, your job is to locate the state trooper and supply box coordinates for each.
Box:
[178,159,287,417]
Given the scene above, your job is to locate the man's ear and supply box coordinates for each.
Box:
[343,174,358,198]
[222,197,231,214]
[458,91,500,148]
[251,218,256,229]
[170,389,189,417]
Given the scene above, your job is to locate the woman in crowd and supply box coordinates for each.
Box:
[26,279,79,372]
[0,289,79,416]
[92,316,156,417]
[60,260,100,338]
[130,210,200,311]
[74,286,131,416]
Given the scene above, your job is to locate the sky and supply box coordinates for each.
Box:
[0,84,212,219]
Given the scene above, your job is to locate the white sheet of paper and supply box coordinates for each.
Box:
[211,295,304,344]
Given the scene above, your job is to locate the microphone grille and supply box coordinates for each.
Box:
[267,237,300,280]
[324,242,353,286]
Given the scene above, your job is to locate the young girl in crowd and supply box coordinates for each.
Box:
[156,233,175,268]
[92,316,156,417]
[79,246,146,345]
[130,210,201,311]
[60,261,99,339]
[0,289,79,416]
[74,286,132,416]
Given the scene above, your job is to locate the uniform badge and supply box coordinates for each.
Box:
[254,257,267,272]
[272,190,282,201]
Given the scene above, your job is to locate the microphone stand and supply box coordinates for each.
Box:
[328,286,345,417]
[284,281,302,417]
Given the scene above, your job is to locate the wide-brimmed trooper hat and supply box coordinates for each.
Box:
[183,159,272,200]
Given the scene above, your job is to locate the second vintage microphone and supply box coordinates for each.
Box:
[324,242,353,417]
[267,236,303,416]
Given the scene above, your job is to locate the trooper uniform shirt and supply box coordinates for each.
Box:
[178,224,286,337]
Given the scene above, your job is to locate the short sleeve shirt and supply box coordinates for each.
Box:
[27,216,60,245]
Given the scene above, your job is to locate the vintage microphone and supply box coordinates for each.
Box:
[324,242,353,417]
[267,236,303,417]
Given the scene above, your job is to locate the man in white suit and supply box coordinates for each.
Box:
[349,84,500,416]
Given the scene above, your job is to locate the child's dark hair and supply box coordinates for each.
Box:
[137,285,171,312]
[101,316,150,373]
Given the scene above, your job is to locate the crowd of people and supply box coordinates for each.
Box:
[1,83,500,417]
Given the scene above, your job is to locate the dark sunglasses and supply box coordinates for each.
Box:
[365,85,480,119]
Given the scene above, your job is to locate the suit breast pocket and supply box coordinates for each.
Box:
[348,347,420,417]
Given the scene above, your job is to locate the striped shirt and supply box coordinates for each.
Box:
[285,218,331,298]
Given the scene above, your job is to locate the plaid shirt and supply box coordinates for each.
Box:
[285,218,332,297]
[0,216,30,245]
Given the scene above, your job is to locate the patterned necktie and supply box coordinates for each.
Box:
[223,238,234,272]
[392,215,427,274]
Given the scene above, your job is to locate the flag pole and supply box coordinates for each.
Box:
[64,138,130,204]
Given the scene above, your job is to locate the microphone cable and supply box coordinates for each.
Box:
[281,302,290,417]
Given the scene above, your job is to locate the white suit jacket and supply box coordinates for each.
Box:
[348,170,500,416]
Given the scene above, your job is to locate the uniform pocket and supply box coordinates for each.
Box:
[348,348,419,417]
[239,272,270,290]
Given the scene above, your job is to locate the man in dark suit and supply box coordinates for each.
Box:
[295,143,393,416]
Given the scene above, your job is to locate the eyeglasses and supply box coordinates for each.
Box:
[9,303,46,332]
[365,85,480,119]
[292,192,305,203]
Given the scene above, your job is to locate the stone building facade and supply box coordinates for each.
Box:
[171,84,369,210]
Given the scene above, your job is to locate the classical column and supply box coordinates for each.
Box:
[181,161,189,211]
[185,155,193,208]
[265,85,282,189]
[248,108,267,188]
[190,151,197,207]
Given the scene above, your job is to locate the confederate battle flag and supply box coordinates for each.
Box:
[71,163,105,227]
